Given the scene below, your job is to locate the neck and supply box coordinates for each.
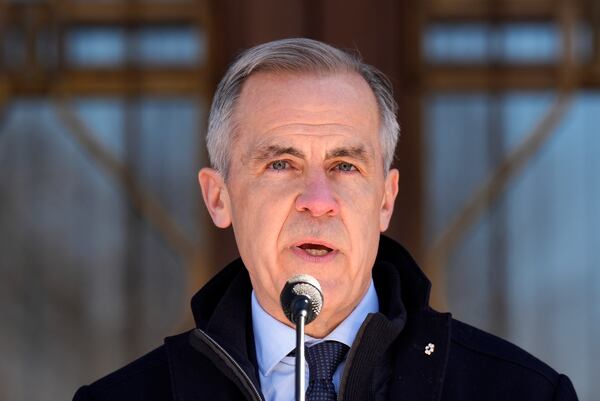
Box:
[302,315,346,338]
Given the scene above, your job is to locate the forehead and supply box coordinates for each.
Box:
[232,71,381,152]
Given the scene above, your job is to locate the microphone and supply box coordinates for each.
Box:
[280,274,324,325]
[280,274,323,401]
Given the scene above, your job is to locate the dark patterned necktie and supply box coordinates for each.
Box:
[305,341,350,401]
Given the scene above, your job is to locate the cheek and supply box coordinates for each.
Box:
[336,181,383,260]
[336,180,384,224]
[229,179,297,253]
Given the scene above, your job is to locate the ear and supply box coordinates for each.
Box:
[198,167,232,228]
[380,168,399,232]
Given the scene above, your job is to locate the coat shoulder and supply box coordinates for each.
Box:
[450,318,558,383]
[73,345,173,401]
[444,319,578,400]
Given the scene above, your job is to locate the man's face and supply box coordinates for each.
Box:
[199,71,398,337]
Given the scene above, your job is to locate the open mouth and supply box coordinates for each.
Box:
[297,243,334,257]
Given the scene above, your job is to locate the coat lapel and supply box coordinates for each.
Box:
[165,265,262,401]
[389,310,452,401]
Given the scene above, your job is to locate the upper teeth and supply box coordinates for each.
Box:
[305,248,329,256]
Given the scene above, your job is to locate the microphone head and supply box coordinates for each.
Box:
[280,274,323,325]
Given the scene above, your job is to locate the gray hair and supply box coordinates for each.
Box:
[206,38,400,177]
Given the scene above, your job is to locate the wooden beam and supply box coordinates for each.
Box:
[0,74,8,105]
[58,68,209,95]
[393,0,427,263]
[590,0,600,67]
[427,0,558,21]
[57,1,208,24]
[0,2,54,25]
[424,65,600,91]
[0,1,208,25]
[6,68,209,96]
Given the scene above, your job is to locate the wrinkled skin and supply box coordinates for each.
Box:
[199,71,399,337]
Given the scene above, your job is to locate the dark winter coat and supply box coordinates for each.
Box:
[73,236,578,401]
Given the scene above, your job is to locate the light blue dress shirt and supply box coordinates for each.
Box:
[251,280,379,401]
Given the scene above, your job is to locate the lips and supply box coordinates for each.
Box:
[291,239,338,262]
[298,243,333,256]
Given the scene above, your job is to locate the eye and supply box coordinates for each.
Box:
[268,160,289,171]
[335,162,357,172]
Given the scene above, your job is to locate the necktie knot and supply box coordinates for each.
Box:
[305,341,349,400]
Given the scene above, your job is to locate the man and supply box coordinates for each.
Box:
[74,38,578,401]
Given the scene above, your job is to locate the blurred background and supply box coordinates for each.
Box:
[0,0,598,400]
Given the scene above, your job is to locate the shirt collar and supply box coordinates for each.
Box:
[251,280,379,377]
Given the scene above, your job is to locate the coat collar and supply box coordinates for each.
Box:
[166,235,451,401]
[375,235,433,310]
[375,236,452,401]
[190,234,434,329]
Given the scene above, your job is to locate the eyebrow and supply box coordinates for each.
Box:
[249,144,371,164]
[325,146,370,164]
[250,145,306,163]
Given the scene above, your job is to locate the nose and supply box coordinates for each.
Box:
[295,171,339,217]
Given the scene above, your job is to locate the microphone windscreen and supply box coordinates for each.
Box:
[280,274,323,325]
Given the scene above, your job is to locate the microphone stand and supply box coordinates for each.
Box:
[292,297,310,401]
[281,276,323,401]
[295,310,307,401]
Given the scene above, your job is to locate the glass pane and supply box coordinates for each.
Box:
[66,26,204,67]
[424,93,495,241]
[0,96,206,401]
[423,22,592,64]
[137,27,205,66]
[67,28,127,67]
[425,91,600,401]
[500,24,559,63]
[74,99,126,161]
[134,97,205,238]
[424,24,492,63]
